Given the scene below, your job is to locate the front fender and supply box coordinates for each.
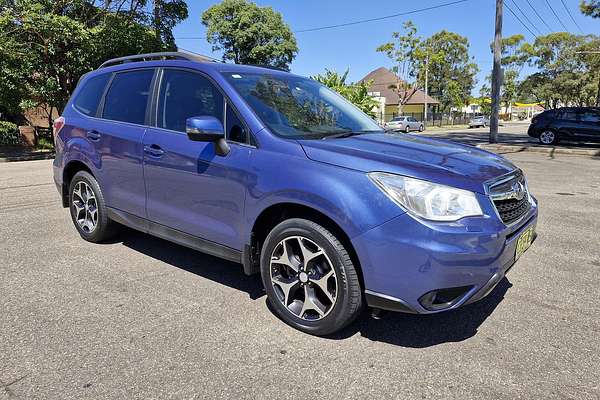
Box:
[244,148,404,240]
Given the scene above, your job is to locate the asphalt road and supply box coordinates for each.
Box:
[1,154,599,400]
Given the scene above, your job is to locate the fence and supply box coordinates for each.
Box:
[382,112,472,126]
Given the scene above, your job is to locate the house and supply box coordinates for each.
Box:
[361,67,439,124]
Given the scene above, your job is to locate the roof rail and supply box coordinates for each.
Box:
[98,51,216,69]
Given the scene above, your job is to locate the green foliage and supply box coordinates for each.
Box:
[416,30,479,111]
[311,69,379,116]
[0,0,187,124]
[202,0,297,70]
[376,21,422,112]
[518,32,600,107]
[580,0,600,18]
[0,121,20,146]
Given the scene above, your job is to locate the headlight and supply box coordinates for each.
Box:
[368,172,483,221]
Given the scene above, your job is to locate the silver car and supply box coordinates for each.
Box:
[469,116,490,128]
[386,116,424,133]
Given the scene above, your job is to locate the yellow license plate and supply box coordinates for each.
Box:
[515,226,535,260]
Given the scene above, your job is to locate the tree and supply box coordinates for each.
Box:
[522,32,600,107]
[488,34,531,117]
[201,0,297,70]
[0,0,187,125]
[415,30,479,112]
[580,0,600,18]
[312,69,379,116]
[376,21,421,114]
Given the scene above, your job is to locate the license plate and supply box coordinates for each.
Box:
[515,226,535,260]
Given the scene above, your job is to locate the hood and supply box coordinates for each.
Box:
[298,133,516,194]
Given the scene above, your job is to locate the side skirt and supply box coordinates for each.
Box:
[107,207,242,264]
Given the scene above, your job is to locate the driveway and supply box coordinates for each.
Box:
[1,155,599,399]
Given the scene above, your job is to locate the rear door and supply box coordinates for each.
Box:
[91,68,155,217]
[142,68,251,250]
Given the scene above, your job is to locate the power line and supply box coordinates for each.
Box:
[294,0,470,33]
[176,0,472,40]
[524,0,553,33]
[508,0,542,35]
[505,1,538,39]
[543,0,569,32]
[559,0,584,34]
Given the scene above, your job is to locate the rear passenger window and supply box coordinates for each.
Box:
[158,69,224,133]
[73,74,110,116]
[581,110,600,123]
[102,70,154,125]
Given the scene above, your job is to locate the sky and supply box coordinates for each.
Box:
[173,0,600,94]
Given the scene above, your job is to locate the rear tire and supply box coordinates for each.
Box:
[260,218,362,336]
[405,125,410,133]
[69,171,119,243]
[419,124,424,132]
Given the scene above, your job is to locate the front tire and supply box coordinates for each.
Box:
[69,171,118,243]
[419,124,424,132]
[405,125,410,133]
[539,130,558,145]
[260,218,363,336]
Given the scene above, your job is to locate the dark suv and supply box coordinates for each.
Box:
[528,107,600,145]
[53,52,538,335]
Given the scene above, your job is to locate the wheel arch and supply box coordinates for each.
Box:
[61,160,95,207]
[244,202,364,289]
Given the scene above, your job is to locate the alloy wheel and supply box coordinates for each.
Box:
[540,131,555,144]
[270,235,337,320]
[72,181,98,233]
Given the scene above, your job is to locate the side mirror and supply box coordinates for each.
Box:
[186,116,230,156]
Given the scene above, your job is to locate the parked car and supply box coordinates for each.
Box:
[386,116,424,133]
[527,107,600,145]
[53,52,538,335]
[468,115,489,128]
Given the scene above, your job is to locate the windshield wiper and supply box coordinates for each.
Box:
[322,131,366,140]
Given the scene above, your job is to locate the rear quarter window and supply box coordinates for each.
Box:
[73,74,111,116]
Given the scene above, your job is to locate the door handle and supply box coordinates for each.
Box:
[144,144,165,157]
[86,130,101,141]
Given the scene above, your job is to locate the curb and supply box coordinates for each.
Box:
[476,144,600,157]
[0,151,55,162]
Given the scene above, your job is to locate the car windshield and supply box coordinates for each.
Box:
[223,72,383,139]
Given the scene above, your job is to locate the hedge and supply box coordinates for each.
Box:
[0,121,21,146]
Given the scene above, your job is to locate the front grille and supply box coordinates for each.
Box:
[488,171,531,225]
[494,197,530,224]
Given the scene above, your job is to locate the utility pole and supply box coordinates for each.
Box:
[424,54,429,126]
[490,0,503,144]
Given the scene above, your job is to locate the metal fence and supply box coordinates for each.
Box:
[382,112,472,126]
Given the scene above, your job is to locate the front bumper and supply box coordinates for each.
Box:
[352,196,538,314]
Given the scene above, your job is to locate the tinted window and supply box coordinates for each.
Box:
[102,70,154,125]
[73,74,110,116]
[226,103,248,143]
[158,69,224,132]
[581,110,600,123]
[561,110,579,121]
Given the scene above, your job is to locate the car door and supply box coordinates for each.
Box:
[142,68,251,251]
[91,68,155,217]
[555,109,581,140]
[409,117,419,130]
[579,109,600,141]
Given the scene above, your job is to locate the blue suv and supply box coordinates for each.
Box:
[53,52,538,335]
